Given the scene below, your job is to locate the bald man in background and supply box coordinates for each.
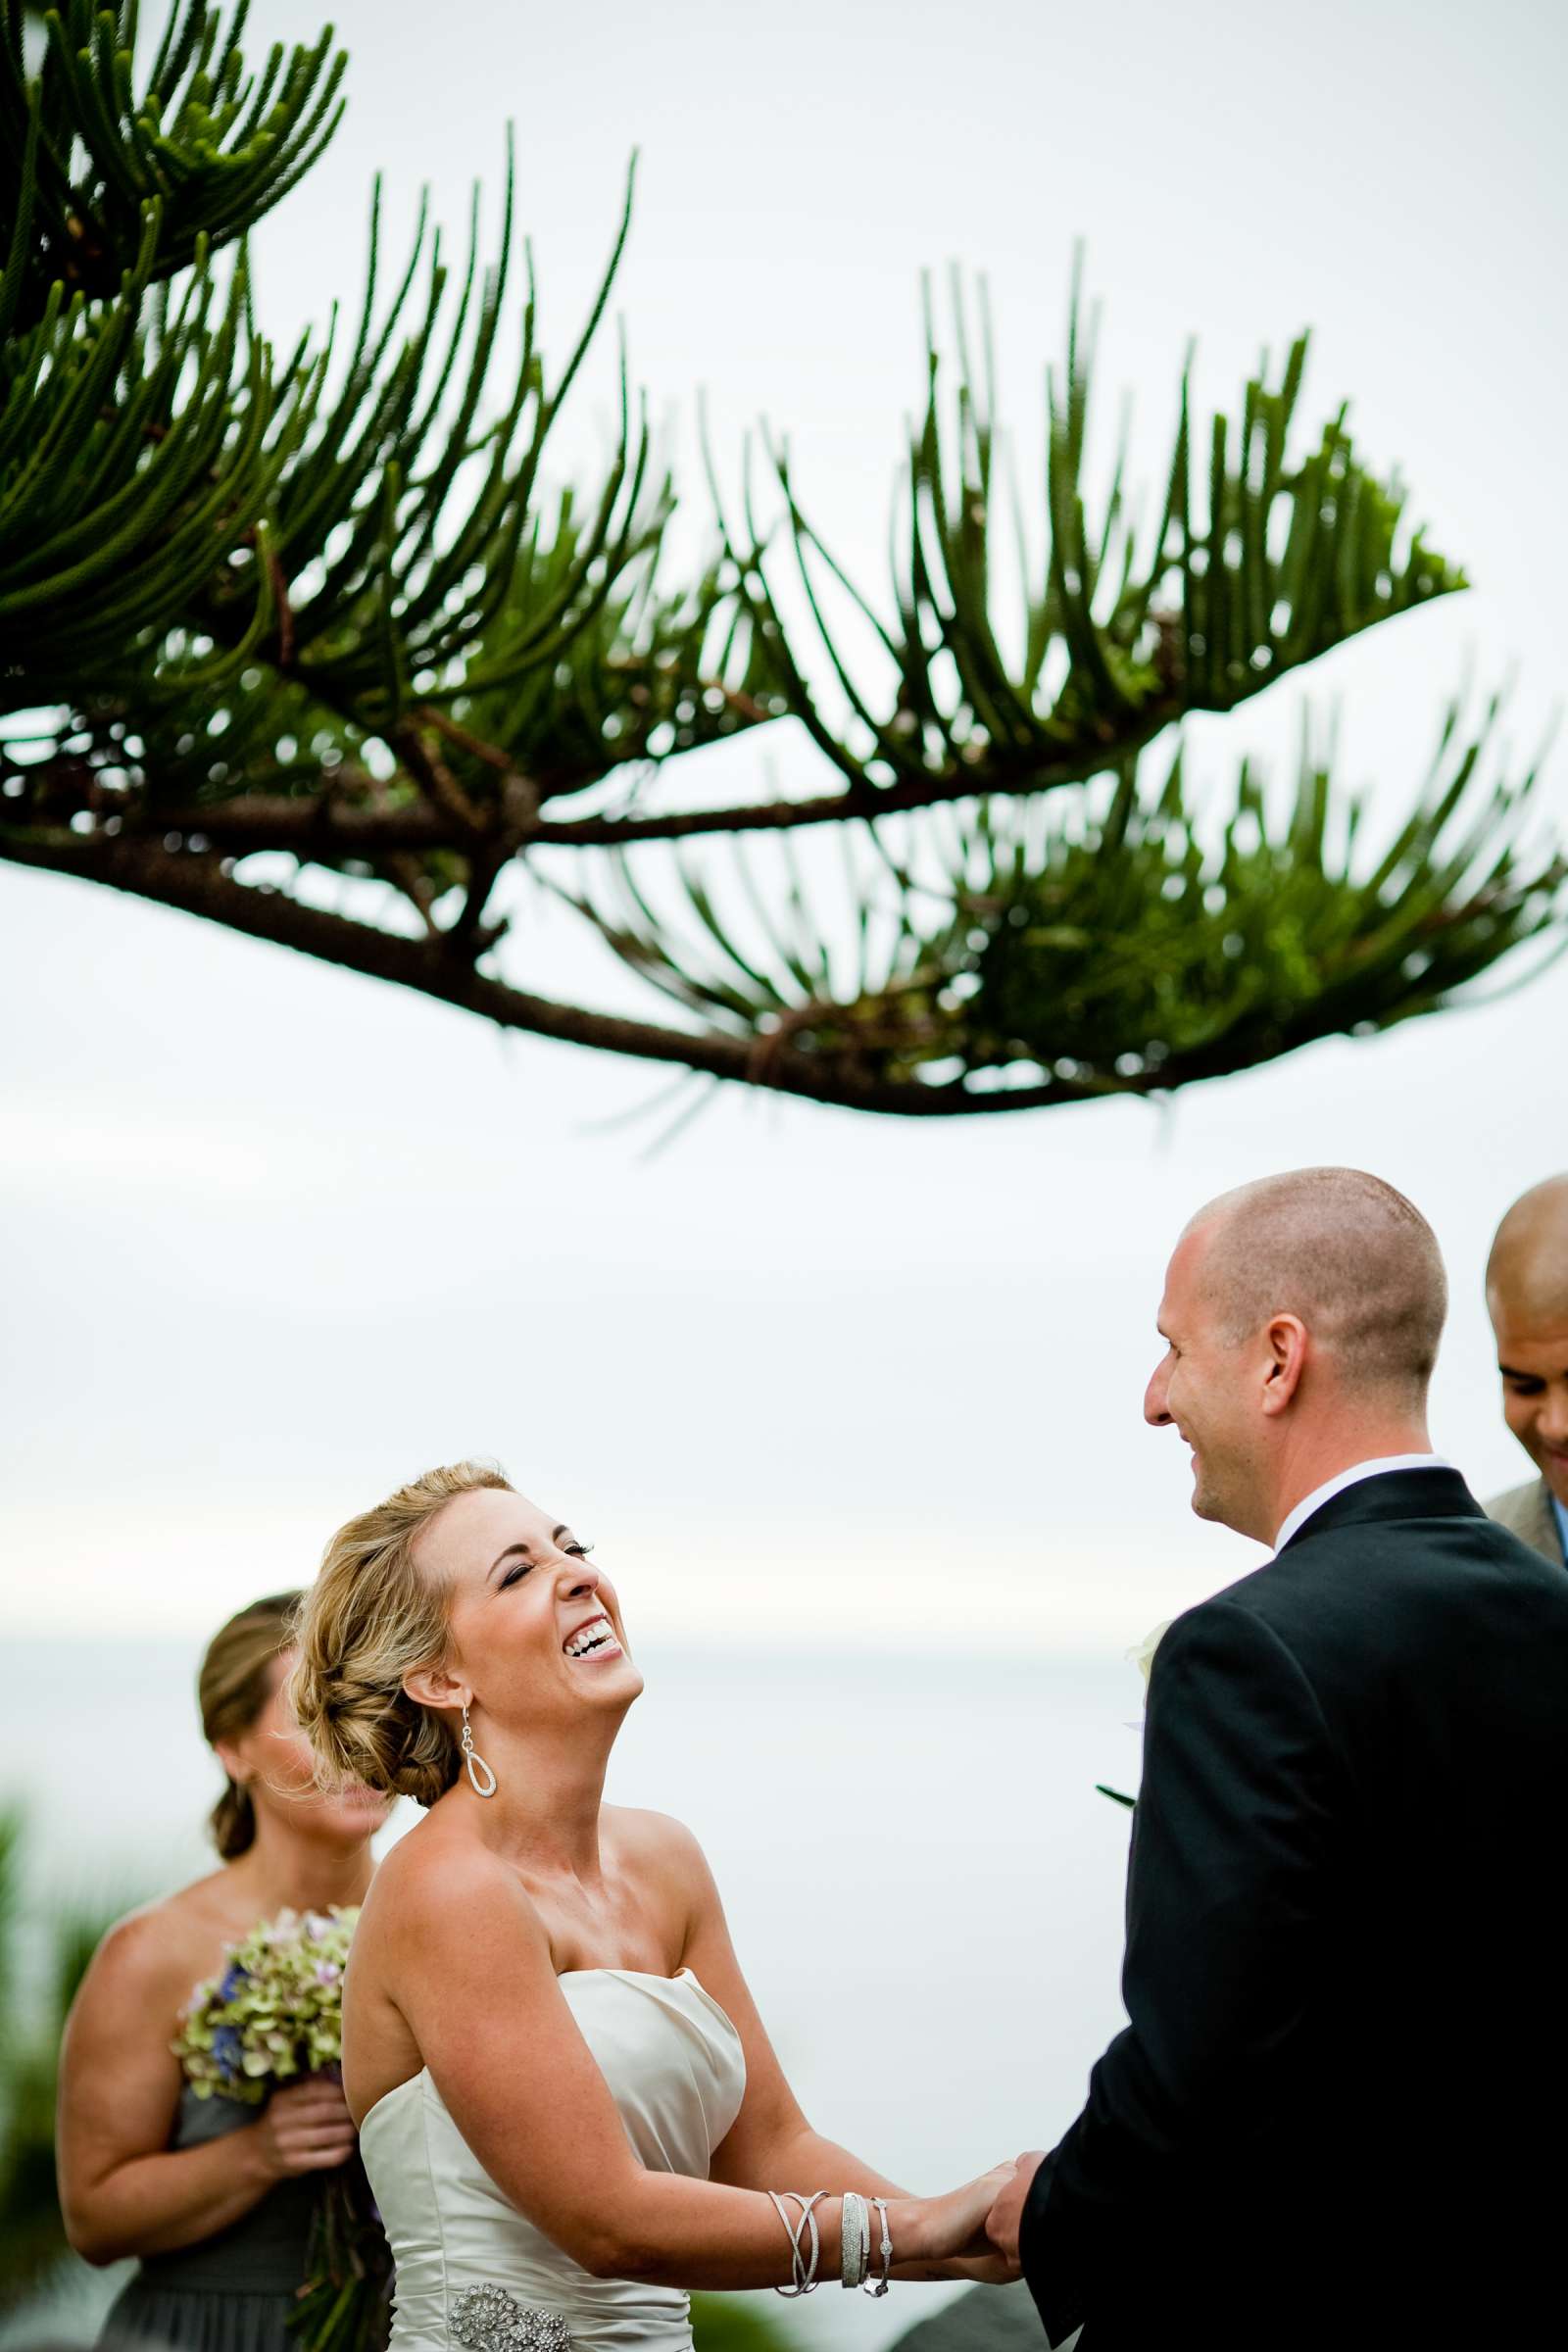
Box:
[1485,1174,1568,1567]
[985,1167,1568,2351]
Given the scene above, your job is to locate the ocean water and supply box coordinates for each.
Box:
[5,1637,1140,2352]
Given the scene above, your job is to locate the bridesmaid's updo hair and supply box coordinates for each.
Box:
[199,1592,304,1859]
[290,1461,512,1808]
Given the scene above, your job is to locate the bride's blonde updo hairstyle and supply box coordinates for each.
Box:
[290,1460,512,1807]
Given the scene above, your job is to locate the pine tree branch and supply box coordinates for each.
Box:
[0,824,1090,1115]
[717,300,1465,808]
[3,12,1556,1125]
[7,697,1559,1117]
[28,657,1179,863]
[528,696,1188,842]
[35,690,1182,857]
[0,1,349,335]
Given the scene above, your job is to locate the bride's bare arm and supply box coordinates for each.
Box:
[377,1838,1004,2291]
[666,1817,1005,2280]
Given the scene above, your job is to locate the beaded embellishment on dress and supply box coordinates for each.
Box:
[449,2284,571,2352]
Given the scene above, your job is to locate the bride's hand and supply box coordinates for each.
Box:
[946,2251,1020,2285]
[900,2161,1018,2270]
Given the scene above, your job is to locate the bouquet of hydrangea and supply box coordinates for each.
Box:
[173,1907,392,2352]
[175,1906,357,2099]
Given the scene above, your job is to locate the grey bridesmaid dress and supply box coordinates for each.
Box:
[99,2085,320,2351]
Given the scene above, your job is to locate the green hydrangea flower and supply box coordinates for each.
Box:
[172,1906,359,2102]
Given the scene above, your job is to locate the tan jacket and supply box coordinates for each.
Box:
[1485,1475,1566,1567]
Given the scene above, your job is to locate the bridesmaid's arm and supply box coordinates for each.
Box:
[57,1911,355,2263]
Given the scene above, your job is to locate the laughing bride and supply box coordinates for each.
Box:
[290,1460,1011,2351]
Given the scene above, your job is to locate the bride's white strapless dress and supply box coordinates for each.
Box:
[360,1969,747,2352]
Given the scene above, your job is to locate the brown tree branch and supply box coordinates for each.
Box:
[380,854,442,932]
[262,537,295,670]
[0,826,1100,1117]
[122,796,456,851]
[389,723,489,836]
[50,693,1182,863]
[474,693,1187,846]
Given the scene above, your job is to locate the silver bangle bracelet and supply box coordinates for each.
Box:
[767,2189,826,2296]
[863,2197,892,2297]
[840,2191,870,2288]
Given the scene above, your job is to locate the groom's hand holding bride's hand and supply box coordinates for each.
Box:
[981,2150,1046,2278]
[893,2161,1018,2281]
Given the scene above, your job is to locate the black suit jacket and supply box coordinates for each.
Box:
[1019,1470,1568,2350]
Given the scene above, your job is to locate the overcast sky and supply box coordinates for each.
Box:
[3,0,1564,1651]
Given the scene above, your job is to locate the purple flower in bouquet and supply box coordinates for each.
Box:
[211,2024,244,2086]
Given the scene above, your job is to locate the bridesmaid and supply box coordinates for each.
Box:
[58,1592,391,2348]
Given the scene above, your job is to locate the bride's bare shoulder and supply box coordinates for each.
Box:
[606,1806,714,1887]
[362,1810,540,1939]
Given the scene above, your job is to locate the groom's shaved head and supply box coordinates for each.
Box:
[1186,1167,1448,1398]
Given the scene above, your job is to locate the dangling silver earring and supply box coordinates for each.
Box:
[461,1703,497,1798]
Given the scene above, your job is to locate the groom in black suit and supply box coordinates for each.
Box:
[986,1167,1568,2350]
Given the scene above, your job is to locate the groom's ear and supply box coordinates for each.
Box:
[1260,1313,1308,1414]
[403,1662,466,1712]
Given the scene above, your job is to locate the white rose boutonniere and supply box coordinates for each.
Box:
[1096,1620,1172,1812]
[1130,1618,1173,1693]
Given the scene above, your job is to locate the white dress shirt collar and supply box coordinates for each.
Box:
[1273,1454,1453,1555]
